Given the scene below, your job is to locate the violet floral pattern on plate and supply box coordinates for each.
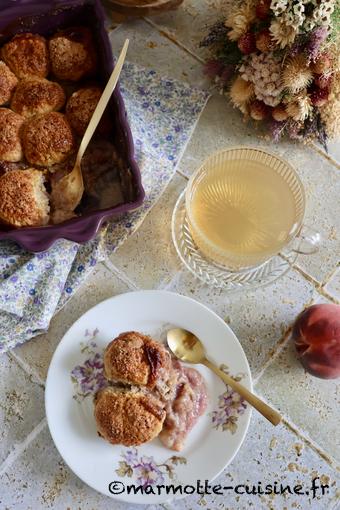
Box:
[211,364,247,434]
[70,328,107,402]
[116,447,186,487]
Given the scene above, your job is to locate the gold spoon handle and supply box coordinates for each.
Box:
[76,38,129,166]
[203,358,281,426]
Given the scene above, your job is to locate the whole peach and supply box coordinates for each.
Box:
[293,304,340,379]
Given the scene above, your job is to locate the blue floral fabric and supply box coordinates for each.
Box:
[0,62,209,353]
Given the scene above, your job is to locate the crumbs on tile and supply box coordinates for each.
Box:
[41,462,69,507]
[269,437,278,450]
[0,390,27,422]
[293,443,304,456]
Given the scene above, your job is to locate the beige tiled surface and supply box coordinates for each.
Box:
[108,173,185,289]
[312,140,340,169]
[323,268,340,302]
[109,18,210,89]
[0,354,44,466]
[1,3,340,509]
[256,333,340,464]
[148,0,234,59]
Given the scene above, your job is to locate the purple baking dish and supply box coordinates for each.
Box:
[0,0,145,252]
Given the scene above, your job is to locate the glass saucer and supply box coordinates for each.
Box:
[172,190,299,292]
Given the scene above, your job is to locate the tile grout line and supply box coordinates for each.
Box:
[176,168,189,181]
[253,327,293,385]
[144,17,206,64]
[322,264,339,285]
[254,276,332,384]
[280,253,340,303]
[8,350,45,388]
[102,259,141,290]
[308,141,340,171]
[251,385,340,471]
[245,390,340,473]
[0,418,47,477]
[318,285,340,304]
[291,264,321,288]
[281,417,340,471]
[292,263,340,304]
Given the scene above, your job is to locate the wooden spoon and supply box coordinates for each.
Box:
[167,327,282,426]
[51,39,129,214]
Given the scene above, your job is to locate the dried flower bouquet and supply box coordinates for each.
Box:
[201,0,339,149]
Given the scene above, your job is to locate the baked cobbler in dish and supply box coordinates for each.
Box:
[0,27,128,229]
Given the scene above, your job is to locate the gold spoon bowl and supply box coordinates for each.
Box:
[167,327,281,426]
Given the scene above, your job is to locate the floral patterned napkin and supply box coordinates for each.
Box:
[0,62,209,354]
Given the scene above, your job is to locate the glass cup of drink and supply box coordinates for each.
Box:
[185,147,320,272]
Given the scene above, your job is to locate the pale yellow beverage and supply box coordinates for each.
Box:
[186,149,304,270]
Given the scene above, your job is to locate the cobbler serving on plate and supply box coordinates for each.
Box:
[94,331,208,451]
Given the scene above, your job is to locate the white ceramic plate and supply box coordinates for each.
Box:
[45,290,252,505]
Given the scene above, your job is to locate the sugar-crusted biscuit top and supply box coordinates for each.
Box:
[11,78,65,118]
[104,331,172,389]
[0,61,18,105]
[1,33,49,79]
[22,112,74,167]
[94,388,166,446]
[0,108,24,162]
[49,27,97,81]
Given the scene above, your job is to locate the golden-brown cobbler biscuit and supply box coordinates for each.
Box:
[22,112,75,166]
[49,27,97,81]
[0,108,24,162]
[66,86,102,135]
[11,78,66,118]
[0,61,18,105]
[1,33,49,79]
[0,169,50,227]
[94,387,166,446]
[104,331,172,389]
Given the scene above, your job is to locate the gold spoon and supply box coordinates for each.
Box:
[51,39,129,214]
[167,328,281,426]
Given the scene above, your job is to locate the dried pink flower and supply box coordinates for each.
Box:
[305,27,329,63]
[269,120,286,142]
[203,59,225,78]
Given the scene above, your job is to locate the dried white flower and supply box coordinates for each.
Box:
[270,16,297,48]
[225,1,256,41]
[286,91,312,121]
[270,0,289,16]
[303,0,335,30]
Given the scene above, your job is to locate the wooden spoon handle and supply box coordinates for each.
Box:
[203,358,281,426]
[76,38,129,164]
